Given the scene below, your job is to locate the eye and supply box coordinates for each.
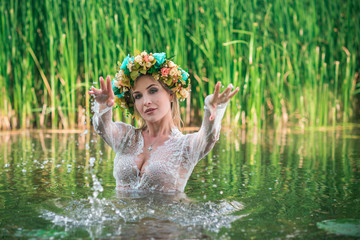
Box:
[149,88,158,94]
[134,94,142,100]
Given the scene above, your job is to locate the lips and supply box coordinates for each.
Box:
[144,108,156,114]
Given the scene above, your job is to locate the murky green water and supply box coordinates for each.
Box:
[1,127,359,239]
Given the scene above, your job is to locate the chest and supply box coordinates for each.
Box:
[116,130,188,178]
[134,133,172,175]
[135,150,151,176]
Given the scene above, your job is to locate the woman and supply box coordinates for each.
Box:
[89,51,239,192]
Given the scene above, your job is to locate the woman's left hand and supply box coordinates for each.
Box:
[209,82,239,121]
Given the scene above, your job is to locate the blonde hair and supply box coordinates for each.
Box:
[132,75,183,130]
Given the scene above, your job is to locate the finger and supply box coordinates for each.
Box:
[100,76,106,91]
[220,85,232,98]
[213,82,221,97]
[107,76,115,99]
[90,86,101,95]
[218,90,230,101]
[211,82,221,105]
[105,75,111,92]
[88,86,94,95]
[227,87,240,99]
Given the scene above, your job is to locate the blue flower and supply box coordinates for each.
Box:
[120,55,130,70]
[153,52,166,68]
[181,69,189,81]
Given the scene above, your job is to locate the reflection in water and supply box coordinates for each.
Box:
[0,126,360,239]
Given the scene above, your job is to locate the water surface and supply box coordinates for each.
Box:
[0,126,359,239]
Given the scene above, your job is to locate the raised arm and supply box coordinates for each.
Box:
[187,82,239,163]
[89,75,132,151]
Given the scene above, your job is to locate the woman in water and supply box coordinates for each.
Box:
[89,51,239,192]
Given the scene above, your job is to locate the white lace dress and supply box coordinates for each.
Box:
[92,95,228,192]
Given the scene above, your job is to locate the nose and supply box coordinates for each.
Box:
[143,94,152,107]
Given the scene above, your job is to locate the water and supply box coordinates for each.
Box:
[0,126,359,239]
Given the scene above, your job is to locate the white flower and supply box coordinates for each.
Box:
[168,61,176,68]
[127,62,133,71]
[135,55,142,63]
[145,62,152,68]
[114,80,121,88]
[149,55,154,61]
[115,73,120,79]
[141,51,147,57]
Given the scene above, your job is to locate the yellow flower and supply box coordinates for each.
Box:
[180,88,189,99]
[169,68,178,76]
[153,74,160,81]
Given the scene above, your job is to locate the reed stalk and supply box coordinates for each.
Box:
[0,0,359,130]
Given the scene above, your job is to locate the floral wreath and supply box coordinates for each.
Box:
[111,50,191,115]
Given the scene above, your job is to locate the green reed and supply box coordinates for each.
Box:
[0,0,359,130]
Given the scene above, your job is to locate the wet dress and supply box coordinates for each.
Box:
[92,95,228,192]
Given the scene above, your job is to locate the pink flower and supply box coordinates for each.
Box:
[144,55,149,62]
[161,67,170,76]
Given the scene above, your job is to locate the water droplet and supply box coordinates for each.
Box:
[89,157,96,167]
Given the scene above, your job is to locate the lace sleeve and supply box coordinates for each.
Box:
[91,101,133,152]
[186,94,229,164]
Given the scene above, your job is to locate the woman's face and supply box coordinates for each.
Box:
[133,75,173,124]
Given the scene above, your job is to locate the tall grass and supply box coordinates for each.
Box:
[0,0,359,130]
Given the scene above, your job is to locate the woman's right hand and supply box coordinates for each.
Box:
[88,75,115,107]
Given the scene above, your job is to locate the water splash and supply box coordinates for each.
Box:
[40,191,246,239]
[39,149,246,238]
